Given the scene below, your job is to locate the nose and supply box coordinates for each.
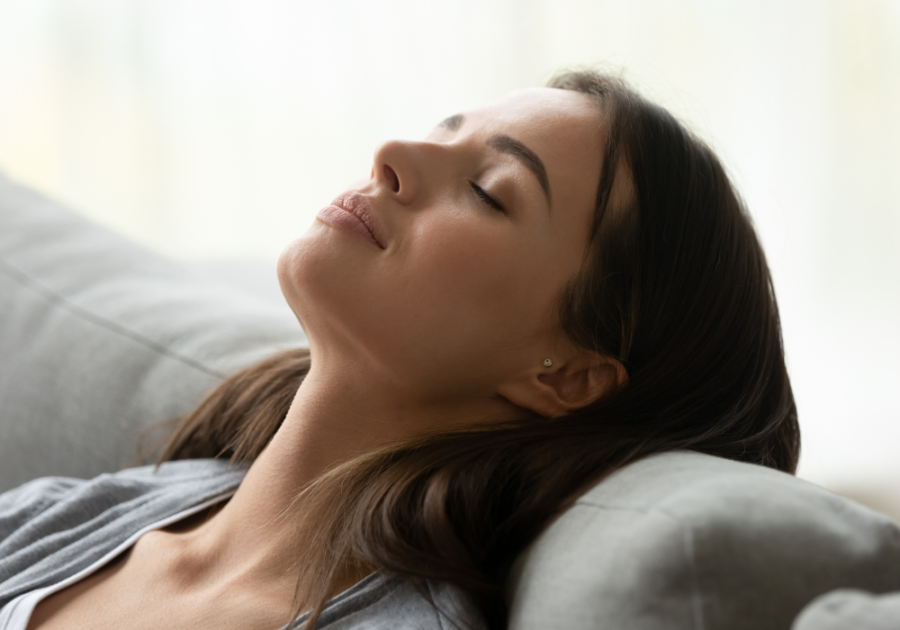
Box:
[371,140,420,205]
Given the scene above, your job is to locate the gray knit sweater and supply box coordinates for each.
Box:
[0,459,484,629]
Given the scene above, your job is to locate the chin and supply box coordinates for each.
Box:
[276,238,304,319]
[276,223,378,347]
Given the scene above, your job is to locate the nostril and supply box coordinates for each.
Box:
[383,165,400,193]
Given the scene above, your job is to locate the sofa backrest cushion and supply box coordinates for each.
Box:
[0,171,305,491]
[507,450,900,630]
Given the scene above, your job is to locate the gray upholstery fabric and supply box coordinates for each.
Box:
[2,171,899,629]
[507,451,900,630]
[0,171,305,491]
[793,590,900,630]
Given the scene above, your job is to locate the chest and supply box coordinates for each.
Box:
[25,552,291,630]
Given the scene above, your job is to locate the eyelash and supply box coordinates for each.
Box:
[468,181,507,215]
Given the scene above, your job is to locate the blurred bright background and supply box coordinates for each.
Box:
[0,0,898,515]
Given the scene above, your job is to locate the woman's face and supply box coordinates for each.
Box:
[279,87,606,411]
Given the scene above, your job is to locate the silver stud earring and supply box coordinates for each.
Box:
[543,358,553,367]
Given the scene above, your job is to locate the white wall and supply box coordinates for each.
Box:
[1,0,898,506]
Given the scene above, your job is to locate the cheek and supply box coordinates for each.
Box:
[391,215,556,357]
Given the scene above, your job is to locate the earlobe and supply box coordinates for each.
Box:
[498,355,627,419]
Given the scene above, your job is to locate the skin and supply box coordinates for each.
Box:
[29,87,628,630]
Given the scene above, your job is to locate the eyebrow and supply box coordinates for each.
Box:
[487,134,551,204]
[438,113,551,205]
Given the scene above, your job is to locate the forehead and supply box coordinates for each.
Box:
[469,87,600,130]
[438,87,603,150]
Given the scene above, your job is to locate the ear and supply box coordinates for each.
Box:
[497,353,628,418]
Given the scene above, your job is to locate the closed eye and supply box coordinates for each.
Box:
[469,181,507,215]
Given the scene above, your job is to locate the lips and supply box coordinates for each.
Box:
[316,192,386,249]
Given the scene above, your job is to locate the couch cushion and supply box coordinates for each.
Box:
[792,589,900,630]
[508,451,900,630]
[0,171,305,491]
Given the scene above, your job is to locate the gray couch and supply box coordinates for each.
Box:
[1,170,899,629]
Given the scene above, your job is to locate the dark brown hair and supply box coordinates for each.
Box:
[157,70,798,629]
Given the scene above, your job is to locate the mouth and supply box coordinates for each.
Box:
[317,192,386,249]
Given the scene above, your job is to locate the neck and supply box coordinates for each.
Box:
[161,353,515,602]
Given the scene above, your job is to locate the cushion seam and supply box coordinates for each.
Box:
[0,256,226,380]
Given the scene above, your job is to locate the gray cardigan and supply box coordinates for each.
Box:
[0,459,484,629]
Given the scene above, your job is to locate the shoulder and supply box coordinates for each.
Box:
[0,459,246,597]
[1,459,244,535]
[309,574,487,630]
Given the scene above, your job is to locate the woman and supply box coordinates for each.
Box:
[0,70,797,630]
